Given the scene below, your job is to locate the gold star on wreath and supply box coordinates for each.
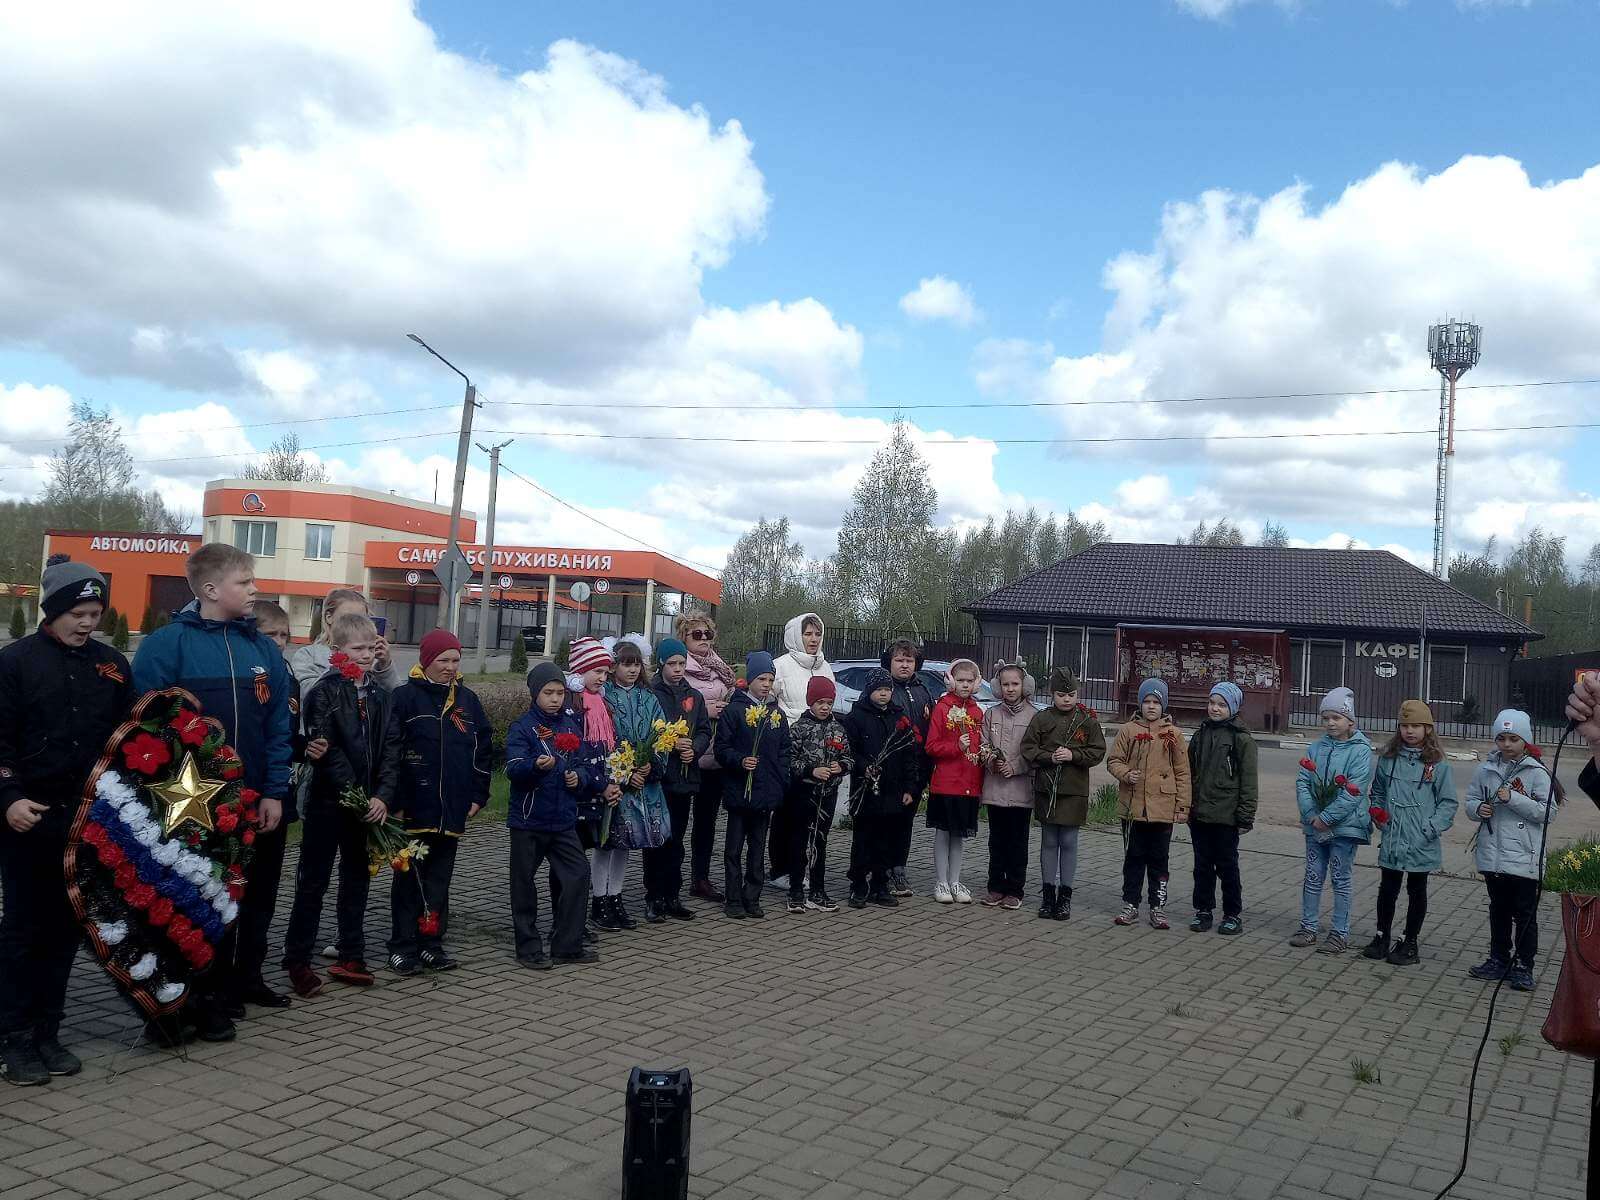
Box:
[148,752,223,838]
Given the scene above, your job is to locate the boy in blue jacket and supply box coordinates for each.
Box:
[133,544,291,1042]
[505,662,606,968]
[715,651,790,920]
[1290,686,1373,956]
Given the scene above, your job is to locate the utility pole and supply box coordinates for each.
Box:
[407,334,480,632]
[474,439,514,675]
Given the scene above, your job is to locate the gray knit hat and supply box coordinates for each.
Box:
[40,558,108,620]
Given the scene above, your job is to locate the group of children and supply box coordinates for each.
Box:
[0,538,1572,1087]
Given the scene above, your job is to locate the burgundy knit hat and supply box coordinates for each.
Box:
[568,635,613,676]
[806,676,837,705]
[419,629,462,670]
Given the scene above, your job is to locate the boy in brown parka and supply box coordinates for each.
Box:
[1106,678,1191,930]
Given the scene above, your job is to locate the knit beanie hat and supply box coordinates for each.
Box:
[656,637,688,664]
[806,676,837,706]
[863,667,894,698]
[1137,678,1169,712]
[568,636,612,676]
[419,629,462,670]
[1492,708,1533,742]
[1318,686,1356,722]
[1048,666,1079,695]
[744,650,776,681]
[526,661,565,698]
[1209,681,1243,717]
[1398,699,1435,727]
[41,558,108,620]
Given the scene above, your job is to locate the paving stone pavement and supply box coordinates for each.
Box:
[1,820,1590,1200]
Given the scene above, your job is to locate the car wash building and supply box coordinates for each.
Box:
[43,479,721,651]
[964,542,1541,736]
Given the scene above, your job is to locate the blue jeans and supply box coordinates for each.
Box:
[1301,834,1359,936]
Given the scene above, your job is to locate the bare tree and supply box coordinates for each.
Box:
[242,432,329,482]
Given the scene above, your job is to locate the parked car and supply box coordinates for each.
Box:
[830,659,1046,716]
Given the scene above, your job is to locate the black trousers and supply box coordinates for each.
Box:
[689,772,722,884]
[888,800,919,872]
[1190,821,1242,918]
[787,783,833,895]
[389,833,459,958]
[642,788,693,901]
[1375,867,1429,941]
[510,828,590,960]
[848,812,896,894]
[283,804,372,966]
[1121,820,1173,907]
[233,820,288,986]
[723,808,770,908]
[1484,872,1540,968]
[986,807,1031,897]
[0,828,81,1038]
[768,796,790,881]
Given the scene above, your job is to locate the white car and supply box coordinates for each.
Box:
[829,659,1047,716]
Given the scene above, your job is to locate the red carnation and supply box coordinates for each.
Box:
[1368,806,1391,827]
[123,733,171,776]
[147,897,175,926]
[553,732,581,754]
[221,761,243,780]
[114,863,138,890]
[682,697,695,713]
[1345,783,1361,796]
[735,678,748,690]
[330,651,350,667]
[417,911,441,937]
[338,660,363,681]
[216,807,240,835]
[1298,757,1316,772]
[897,716,912,731]
[242,828,256,846]
[1334,774,1348,787]
[187,830,204,847]
[239,787,260,806]
[169,710,208,747]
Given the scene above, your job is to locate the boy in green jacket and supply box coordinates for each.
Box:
[1019,668,1106,919]
[1186,682,1258,935]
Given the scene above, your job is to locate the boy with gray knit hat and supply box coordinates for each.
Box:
[1186,681,1258,935]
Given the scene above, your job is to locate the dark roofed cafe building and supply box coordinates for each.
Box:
[964,543,1543,738]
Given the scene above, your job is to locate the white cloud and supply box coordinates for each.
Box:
[899,276,982,327]
[1174,0,1298,19]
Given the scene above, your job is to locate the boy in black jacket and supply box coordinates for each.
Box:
[882,639,934,896]
[282,613,402,995]
[787,677,854,913]
[842,668,921,909]
[0,560,131,1086]
[645,637,712,922]
[715,651,790,919]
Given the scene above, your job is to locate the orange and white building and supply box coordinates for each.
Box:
[43,479,722,649]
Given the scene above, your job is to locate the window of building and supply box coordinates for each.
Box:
[1428,645,1467,702]
[1085,629,1116,680]
[305,522,334,561]
[1019,625,1050,671]
[1306,640,1344,693]
[233,520,276,557]
[1051,626,1084,677]
[1288,639,1307,693]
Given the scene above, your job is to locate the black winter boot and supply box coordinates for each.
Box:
[611,896,638,931]
[595,897,621,931]
[1055,886,1072,921]
[33,1027,81,1077]
[1037,884,1057,919]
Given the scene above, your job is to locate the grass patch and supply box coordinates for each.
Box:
[1498,1032,1525,1058]
[486,768,509,822]
[1350,1058,1381,1086]
[1545,838,1600,893]
[1164,1000,1189,1018]
[1289,1101,1305,1120]
[1087,783,1120,826]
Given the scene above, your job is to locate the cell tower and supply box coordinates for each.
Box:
[1427,319,1481,579]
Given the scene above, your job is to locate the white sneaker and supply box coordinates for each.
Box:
[952,883,973,905]
[934,883,954,903]
[320,944,338,961]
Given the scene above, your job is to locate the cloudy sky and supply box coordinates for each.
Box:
[3,0,1598,573]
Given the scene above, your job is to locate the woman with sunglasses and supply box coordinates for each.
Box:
[676,613,735,902]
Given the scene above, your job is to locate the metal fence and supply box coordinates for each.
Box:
[761,624,978,666]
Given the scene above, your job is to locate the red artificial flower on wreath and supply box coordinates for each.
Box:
[241,828,256,846]
[127,883,156,910]
[220,760,244,780]
[123,732,171,776]
[169,710,208,747]
[216,807,240,835]
[99,842,126,869]
[226,879,245,901]
[187,830,204,847]
[1368,806,1391,827]
[190,941,214,969]
[82,822,106,848]
[1298,757,1317,772]
[417,911,441,937]
[113,863,138,891]
[147,897,175,926]
[553,731,581,754]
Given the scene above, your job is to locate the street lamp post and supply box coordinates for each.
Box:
[406,333,480,633]
[473,438,514,675]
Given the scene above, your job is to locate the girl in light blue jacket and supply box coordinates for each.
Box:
[1290,687,1373,955]
[1465,709,1557,992]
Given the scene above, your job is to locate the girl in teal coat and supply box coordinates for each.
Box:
[1360,701,1456,966]
[593,637,671,930]
[1291,687,1373,955]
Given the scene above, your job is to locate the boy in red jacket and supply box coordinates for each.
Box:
[924,659,985,904]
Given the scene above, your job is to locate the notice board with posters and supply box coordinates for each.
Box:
[1115,625,1291,732]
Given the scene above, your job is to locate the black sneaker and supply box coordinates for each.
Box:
[660,898,696,921]
[889,869,914,898]
[745,901,766,920]
[724,903,747,920]
[644,899,667,925]
[33,1032,80,1078]
[388,954,423,977]
[1468,955,1509,981]
[1361,934,1391,961]
[1386,939,1420,967]
[1508,964,1536,991]
[418,949,458,972]
[870,891,899,908]
[0,1035,49,1087]
[787,893,807,914]
[807,891,839,913]
[1217,916,1243,936]
[1189,911,1213,933]
[847,891,868,910]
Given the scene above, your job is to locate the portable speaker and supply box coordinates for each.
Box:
[621,1066,692,1199]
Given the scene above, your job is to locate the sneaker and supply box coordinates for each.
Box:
[1468,955,1509,981]
[287,964,324,998]
[0,1035,49,1087]
[1361,935,1391,961]
[690,878,725,903]
[1189,911,1214,933]
[847,890,868,910]
[1000,895,1023,911]
[890,869,914,898]
[952,883,973,905]
[1217,916,1243,936]
[870,891,899,908]
[1386,939,1420,967]
[644,898,667,925]
[787,893,807,914]
[1114,903,1139,926]
[1507,964,1536,992]
[981,891,1003,907]
[745,901,766,920]
[388,954,423,977]
[724,903,747,920]
[418,948,458,972]
[660,898,696,921]
[33,1031,79,1077]
[1288,929,1318,948]
[1149,908,1171,931]
[326,960,376,987]
[934,883,954,904]
[1316,933,1350,956]
[807,890,839,913]
[320,943,338,961]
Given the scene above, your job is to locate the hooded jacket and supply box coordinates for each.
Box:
[841,696,921,817]
[302,669,404,811]
[133,604,293,804]
[924,692,985,798]
[1466,750,1555,880]
[715,689,791,811]
[1294,729,1375,843]
[1106,716,1192,824]
[390,674,494,837]
[1019,703,1107,826]
[979,697,1034,809]
[504,695,607,834]
[651,672,713,794]
[1186,716,1258,829]
[1370,746,1456,872]
[772,613,835,722]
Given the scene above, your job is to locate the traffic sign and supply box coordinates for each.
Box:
[405,570,421,587]
[593,578,610,594]
[432,544,472,596]
[569,582,592,603]
[498,574,513,590]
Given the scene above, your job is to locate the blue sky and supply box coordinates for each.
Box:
[3,0,1598,569]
